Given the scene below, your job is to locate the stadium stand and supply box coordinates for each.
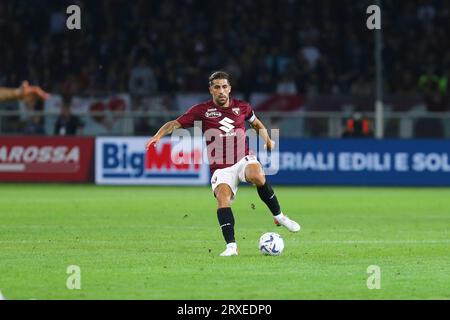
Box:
[0,0,449,137]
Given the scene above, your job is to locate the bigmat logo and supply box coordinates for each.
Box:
[0,136,94,182]
[95,137,209,185]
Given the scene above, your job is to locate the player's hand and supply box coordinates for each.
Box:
[145,136,160,150]
[264,139,276,151]
[19,81,50,102]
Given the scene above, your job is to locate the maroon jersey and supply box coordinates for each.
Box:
[176,98,256,174]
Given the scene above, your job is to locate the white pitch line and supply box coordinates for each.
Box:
[297,240,450,244]
[0,239,449,245]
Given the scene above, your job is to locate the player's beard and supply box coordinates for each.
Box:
[215,95,228,107]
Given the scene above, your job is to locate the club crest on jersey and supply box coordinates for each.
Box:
[205,111,222,118]
[232,108,240,116]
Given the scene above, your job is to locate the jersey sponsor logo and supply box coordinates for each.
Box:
[205,111,222,118]
[219,132,237,138]
[219,117,235,133]
[232,108,240,116]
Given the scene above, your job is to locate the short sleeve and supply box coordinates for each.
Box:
[244,104,256,123]
[176,105,200,128]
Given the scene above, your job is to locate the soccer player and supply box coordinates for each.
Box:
[145,71,300,256]
[0,81,49,102]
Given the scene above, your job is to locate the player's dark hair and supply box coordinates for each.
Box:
[208,71,231,87]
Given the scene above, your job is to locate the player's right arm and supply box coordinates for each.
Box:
[0,81,49,102]
[145,104,199,150]
[145,120,182,149]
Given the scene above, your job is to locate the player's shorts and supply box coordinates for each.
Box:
[210,155,261,199]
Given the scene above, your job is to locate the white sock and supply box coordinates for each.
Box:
[274,213,285,220]
[227,242,237,249]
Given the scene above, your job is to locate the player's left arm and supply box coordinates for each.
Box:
[250,117,275,151]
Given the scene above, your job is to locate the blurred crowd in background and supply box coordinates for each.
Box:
[1,0,449,106]
[0,0,449,138]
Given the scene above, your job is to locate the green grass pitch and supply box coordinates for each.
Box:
[0,184,449,300]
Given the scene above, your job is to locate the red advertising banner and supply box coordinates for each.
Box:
[0,136,94,182]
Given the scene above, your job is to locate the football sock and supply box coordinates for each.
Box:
[217,207,235,244]
[257,181,281,216]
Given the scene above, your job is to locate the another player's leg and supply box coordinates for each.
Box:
[245,163,301,232]
[215,183,239,256]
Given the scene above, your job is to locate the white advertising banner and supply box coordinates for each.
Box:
[95,137,209,185]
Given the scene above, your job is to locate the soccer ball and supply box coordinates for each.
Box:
[259,232,284,256]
